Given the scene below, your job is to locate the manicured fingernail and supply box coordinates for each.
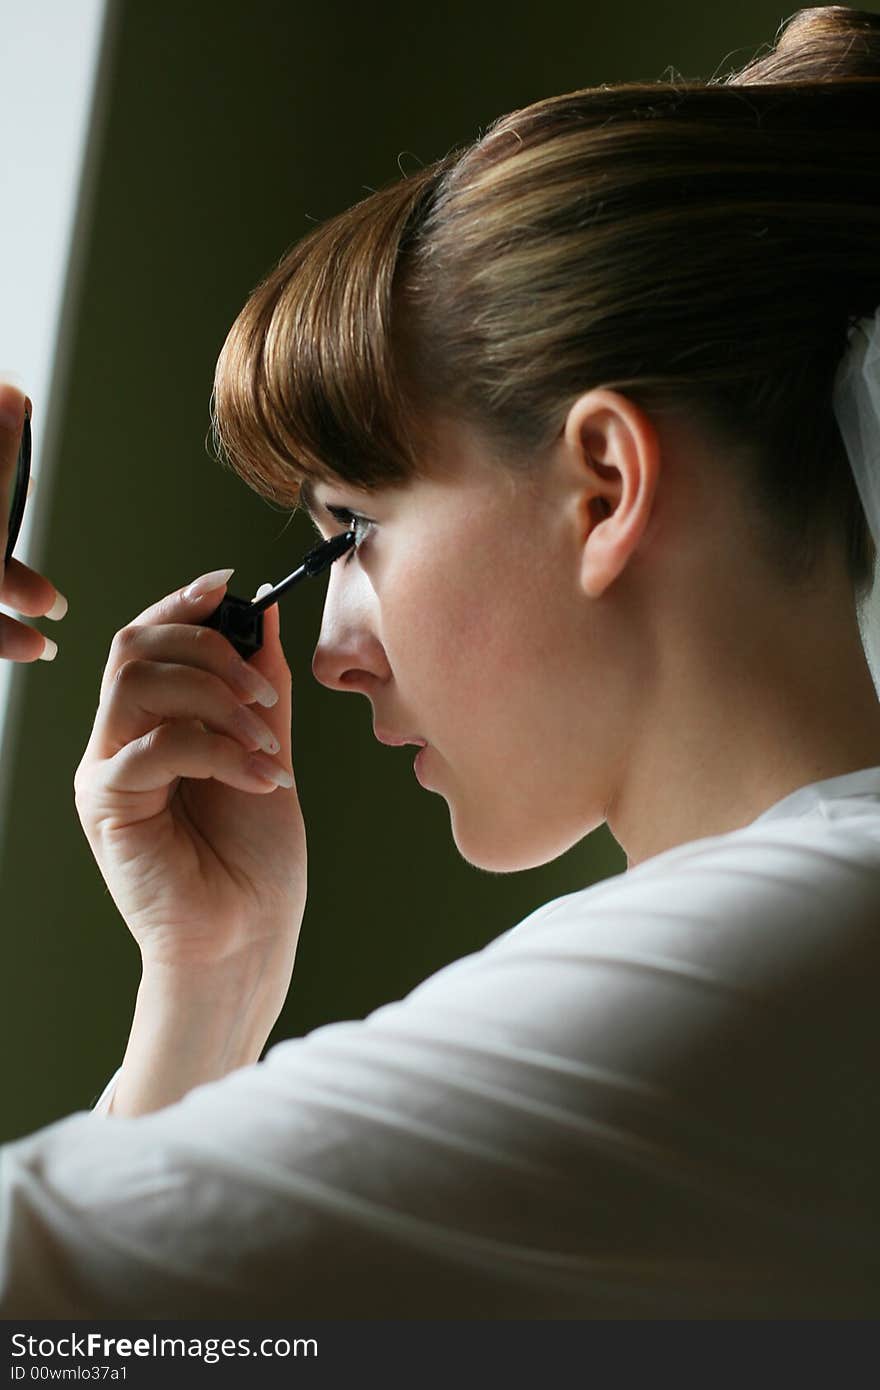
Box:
[39,636,57,662]
[183,568,235,602]
[235,706,281,754]
[253,582,273,601]
[249,754,294,788]
[45,590,68,622]
[232,660,279,708]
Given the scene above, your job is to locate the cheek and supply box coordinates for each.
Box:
[382,538,550,714]
[387,559,483,680]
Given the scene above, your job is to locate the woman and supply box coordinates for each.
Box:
[1,6,878,1317]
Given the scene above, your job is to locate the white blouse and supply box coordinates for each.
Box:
[2,767,879,1318]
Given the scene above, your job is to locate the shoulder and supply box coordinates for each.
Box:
[370,800,879,1142]
[490,797,880,978]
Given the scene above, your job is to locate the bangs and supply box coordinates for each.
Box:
[210,157,456,510]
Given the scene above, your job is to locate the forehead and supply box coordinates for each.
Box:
[296,418,530,519]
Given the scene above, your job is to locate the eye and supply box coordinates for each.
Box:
[326,506,375,563]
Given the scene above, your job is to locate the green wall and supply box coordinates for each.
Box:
[0,0,794,1139]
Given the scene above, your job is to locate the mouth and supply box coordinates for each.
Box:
[374,728,428,748]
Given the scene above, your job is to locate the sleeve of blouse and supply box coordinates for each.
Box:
[1,818,878,1319]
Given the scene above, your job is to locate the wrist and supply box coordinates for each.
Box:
[141,936,295,1021]
[111,946,294,1118]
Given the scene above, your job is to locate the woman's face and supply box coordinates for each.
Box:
[309,415,628,872]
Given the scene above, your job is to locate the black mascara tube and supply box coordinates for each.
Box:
[201,530,356,661]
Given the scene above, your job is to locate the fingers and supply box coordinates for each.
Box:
[0,555,68,665]
[0,382,28,560]
[99,620,280,712]
[93,656,282,763]
[0,558,68,663]
[0,610,56,663]
[105,719,295,795]
[2,557,67,620]
[126,569,238,630]
[0,380,27,564]
[0,384,68,663]
[84,574,295,806]
[128,570,291,695]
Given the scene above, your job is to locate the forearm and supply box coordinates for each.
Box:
[109,947,294,1118]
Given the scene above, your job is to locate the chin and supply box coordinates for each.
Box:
[446,802,592,875]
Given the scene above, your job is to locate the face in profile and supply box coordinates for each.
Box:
[309,414,618,873]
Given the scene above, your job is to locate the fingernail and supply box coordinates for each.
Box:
[45,590,68,622]
[39,636,57,662]
[232,661,279,708]
[235,706,281,755]
[249,754,294,788]
[253,582,274,601]
[27,472,35,499]
[183,568,235,602]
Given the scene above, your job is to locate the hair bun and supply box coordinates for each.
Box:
[727,6,880,85]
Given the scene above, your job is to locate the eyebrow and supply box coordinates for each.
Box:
[299,479,370,529]
[297,481,357,542]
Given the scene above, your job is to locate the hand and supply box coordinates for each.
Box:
[0,382,67,659]
[74,575,306,1014]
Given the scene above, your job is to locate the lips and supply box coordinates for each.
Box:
[374,729,428,748]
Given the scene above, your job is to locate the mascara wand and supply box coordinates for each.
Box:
[201,530,357,661]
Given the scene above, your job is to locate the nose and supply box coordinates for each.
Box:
[311,565,392,694]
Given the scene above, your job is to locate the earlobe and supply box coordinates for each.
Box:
[581,509,627,598]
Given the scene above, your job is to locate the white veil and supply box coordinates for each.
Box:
[831,306,880,698]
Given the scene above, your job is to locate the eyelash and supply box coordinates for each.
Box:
[326,506,374,563]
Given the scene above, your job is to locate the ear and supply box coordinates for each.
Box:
[562,389,661,600]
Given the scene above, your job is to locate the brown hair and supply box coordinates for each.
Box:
[211,6,880,602]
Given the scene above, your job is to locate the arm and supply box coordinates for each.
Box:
[72,575,306,1118]
[4,823,878,1319]
[107,948,294,1117]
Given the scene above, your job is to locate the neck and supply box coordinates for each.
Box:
[607,572,880,869]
